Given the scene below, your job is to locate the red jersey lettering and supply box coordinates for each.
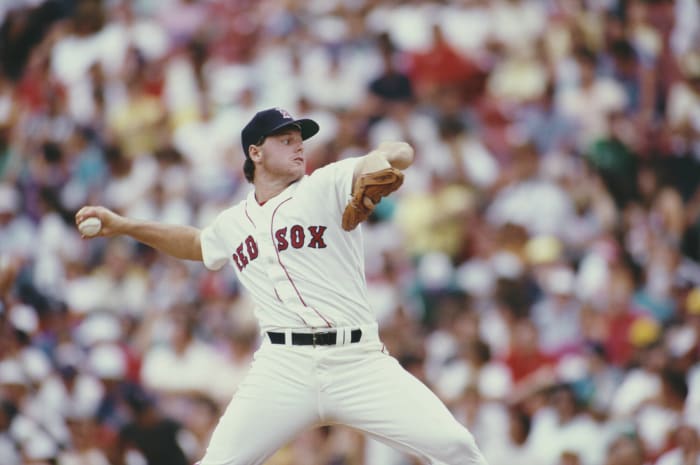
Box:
[308,226,327,248]
[236,244,249,269]
[245,235,258,259]
[290,225,305,249]
[276,227,289,251]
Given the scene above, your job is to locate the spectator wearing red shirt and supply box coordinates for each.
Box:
[504,318,555,384]
[407,23,486,104]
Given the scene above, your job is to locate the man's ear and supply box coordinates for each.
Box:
[249,145,262,162]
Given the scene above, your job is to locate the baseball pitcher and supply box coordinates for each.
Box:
[75,108,489,465]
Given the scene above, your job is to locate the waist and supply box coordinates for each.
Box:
[265,323,379,347]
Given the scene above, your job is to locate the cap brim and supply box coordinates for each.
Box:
[268,118,319,141]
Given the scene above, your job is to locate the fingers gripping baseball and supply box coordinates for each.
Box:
[342,167,404,231]
[75,206,122,238]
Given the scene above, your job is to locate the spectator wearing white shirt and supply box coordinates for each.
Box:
[528,384,608,465]
[635,369,689,458]
[655,424,700,465]
[667,54,700,159]
[486,141,575,238]
[604,435,648,465]
[557,48,628,151]
[483,406,540,465]
[141,306,240,404]
[430,115,499,190]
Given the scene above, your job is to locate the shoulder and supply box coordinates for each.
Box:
[309,157,360,179]
[201,199,250,241]
[304,157,360,189]
[209,199,247,223]
[291,158,362,213]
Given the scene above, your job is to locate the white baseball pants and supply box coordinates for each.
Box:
[198,324,488,465]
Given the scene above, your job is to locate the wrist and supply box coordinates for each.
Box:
[113,214,132,235]
[366,151,392,172]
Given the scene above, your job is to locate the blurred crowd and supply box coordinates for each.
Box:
[1,0,700,464]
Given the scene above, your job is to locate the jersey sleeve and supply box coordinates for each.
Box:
[309,157,360,216]
[200,211,231,271]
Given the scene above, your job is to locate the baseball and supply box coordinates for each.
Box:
[78,216,102,236]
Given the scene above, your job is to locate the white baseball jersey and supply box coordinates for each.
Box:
[200,157,372,332]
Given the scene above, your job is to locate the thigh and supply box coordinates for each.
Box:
[199,344,319,465]
[325,346,488,465]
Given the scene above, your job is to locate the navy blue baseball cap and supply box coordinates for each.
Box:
[241,108,319,157]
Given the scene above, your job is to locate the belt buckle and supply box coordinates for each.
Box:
[312,332,318,347]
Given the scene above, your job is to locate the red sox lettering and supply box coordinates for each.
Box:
[232,236,259,271]
[276,225,327,251]
[232,225,328,271]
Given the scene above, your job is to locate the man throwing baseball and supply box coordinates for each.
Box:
[75,108,489,465]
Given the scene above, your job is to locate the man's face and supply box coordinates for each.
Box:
[258,128,306,181]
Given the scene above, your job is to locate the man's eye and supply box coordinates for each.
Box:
[282,138,290,145]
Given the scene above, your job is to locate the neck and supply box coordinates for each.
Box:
[254,174,300,204]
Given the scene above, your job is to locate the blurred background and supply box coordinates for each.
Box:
[1,0,700,464]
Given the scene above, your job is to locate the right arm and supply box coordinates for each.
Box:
[75,206,203,261]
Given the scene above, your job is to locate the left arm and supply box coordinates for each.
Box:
[352,141,414,188]
[339,142,414,231]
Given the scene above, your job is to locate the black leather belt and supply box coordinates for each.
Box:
[268,329,362,346]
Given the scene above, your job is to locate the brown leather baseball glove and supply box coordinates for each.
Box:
[342,167,404,231]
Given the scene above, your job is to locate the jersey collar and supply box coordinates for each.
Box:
[246,178,303,214]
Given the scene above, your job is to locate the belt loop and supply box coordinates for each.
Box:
[284,328,292,346]
[341,327,350,346]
